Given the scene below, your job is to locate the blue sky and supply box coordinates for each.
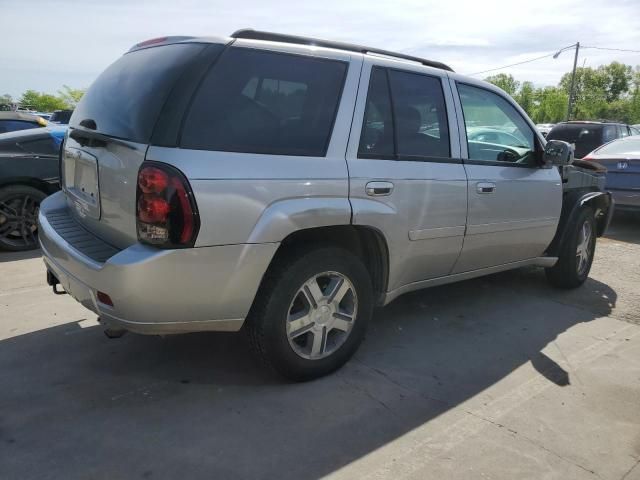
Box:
[2,0,640,98]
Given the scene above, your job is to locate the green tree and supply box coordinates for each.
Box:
[57,85,85,107]
[0,94,12,110]
[532,87,569,123]
[484,73,520,97]
[516,81,535,117]
[19,90,68,112]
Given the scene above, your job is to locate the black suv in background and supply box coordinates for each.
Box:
[49,109,74,125]
[546,121,640,159]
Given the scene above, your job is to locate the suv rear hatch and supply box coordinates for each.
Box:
[61,40,218,249]
[547,124,607,159]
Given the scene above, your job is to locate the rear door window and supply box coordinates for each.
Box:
[603,125,617,143]
[358,67,450,159]
[388,70,450,159]
[71,43,208,143]
[181,47,348,156]
[358,68,394,156]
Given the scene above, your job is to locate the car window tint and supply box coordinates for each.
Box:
[618,125,629,138]
[181,47,347,156]
[358,67,450,159]
[0,120,39,134]
[388,70,450,158]
[71,43,207,143]
[458,83,535,165]
[358,68,394,157]
[603,125,617,143]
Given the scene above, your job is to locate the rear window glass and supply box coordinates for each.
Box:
[596,138,640,155]
[71,43,206,143]
[0,120,39,134]
[181,47,347,156]
[547,124,603,143]
[50,110,73,124]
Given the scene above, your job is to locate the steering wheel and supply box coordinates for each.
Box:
[497,148,520,163]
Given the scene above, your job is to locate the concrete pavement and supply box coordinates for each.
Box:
[0,213,639,480]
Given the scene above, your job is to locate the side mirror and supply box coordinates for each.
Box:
[543,140,574,166]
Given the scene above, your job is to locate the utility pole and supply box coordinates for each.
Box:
[566,42,580,121]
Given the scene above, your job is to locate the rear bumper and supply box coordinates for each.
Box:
[39,192,278,334]
[609,189,640,211]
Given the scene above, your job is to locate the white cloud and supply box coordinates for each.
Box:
[1,0,639,97]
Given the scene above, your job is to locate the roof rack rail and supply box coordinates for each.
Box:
[231,29,454,72]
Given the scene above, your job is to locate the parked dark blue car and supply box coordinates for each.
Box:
[0,126,66,250]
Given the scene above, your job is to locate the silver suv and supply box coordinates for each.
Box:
[39,30,613,380]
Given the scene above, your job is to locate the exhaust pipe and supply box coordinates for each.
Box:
[98,317,127,339]
[104,328,127,339]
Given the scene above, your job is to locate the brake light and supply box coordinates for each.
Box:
[582,156,594,161]
[138,167,169,194]
[136,162,199,248]
[134,37,168,49]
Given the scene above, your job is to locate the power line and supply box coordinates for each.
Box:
[582,46,640,54]
[467,44,640,77]
[467,53,555,76]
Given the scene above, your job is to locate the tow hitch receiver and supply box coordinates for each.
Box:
[46,270,67,295]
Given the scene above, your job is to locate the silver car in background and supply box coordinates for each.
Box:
[39,30,612,380]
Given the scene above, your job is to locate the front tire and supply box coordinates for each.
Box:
[246,247,373,381]
[546,206,596,289]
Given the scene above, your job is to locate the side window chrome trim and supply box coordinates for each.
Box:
[358,153,462,164]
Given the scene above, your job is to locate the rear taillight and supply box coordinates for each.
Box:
[136,162,199,248]
[582,156,594,161]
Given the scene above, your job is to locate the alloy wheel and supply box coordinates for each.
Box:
[286,271,358,360]
[576,219,593,276]
[0,195,40,249]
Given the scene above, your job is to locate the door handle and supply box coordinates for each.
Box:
[366,181,394,196]
[476,182,496,194]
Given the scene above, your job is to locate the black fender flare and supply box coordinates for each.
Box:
[546,189,614,256]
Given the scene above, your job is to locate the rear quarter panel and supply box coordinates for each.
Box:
[146,47,362,247]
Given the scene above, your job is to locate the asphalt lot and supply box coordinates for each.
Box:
[1,213,639,480]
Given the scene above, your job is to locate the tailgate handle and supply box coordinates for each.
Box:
[366,181,394,196]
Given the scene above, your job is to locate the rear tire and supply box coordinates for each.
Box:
[246,246,373,381]
[546,206,596,289]
[0,185,47,251]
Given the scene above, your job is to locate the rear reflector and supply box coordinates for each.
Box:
[97,291,114,307]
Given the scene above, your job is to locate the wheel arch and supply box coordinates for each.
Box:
[0,177,59,196]
[270,224,390,305]
[546,188,612,256]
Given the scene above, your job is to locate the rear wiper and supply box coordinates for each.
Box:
[69,127,136,150]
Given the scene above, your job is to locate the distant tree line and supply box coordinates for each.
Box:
[485,62,640,124]
[0,86,86,112]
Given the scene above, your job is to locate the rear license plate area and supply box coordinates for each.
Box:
[63,147,100,219]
